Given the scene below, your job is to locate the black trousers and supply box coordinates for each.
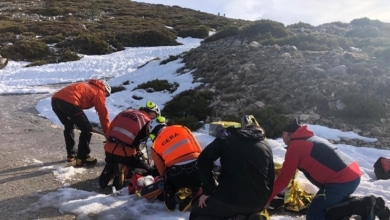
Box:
[104,152,151,174]
[164,161,201,196]
[51,98,92,159]
[190,196,260,220]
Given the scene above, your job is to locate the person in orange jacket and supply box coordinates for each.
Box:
[51,79,111,166]
[149,117,202,212]
[99,101,161,190]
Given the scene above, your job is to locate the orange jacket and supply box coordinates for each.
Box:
[151,125,202,176]
[104,109,151,157]
[52,79,110,133]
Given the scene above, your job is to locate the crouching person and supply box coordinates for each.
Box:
[189,120,274,220]
[99,101,161,190]
[149,117,202,212]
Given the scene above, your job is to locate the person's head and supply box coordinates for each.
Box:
[101,80,111,97]
[149,116,167,142]
[282,118,301,145]
[139,101,161,119]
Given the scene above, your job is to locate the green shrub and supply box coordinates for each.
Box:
[336,92,385,121]
[176,25,209,38]
[160,55,180,65]
[268,35,338,51]
[111,85,126,94]
[374,47,390,62]
[0,25,28,34]
[345,26,381,38]
[246,106,290,138]
[56,34,113,55]
[203,26,240,43]
[163,89,214,121]
[240,20,288,39]
[166,115,202,131]
[14,39,49,60]
[134,79,179,93]
[59,50,81,62]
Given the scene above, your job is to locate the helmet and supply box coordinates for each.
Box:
[241,115,260,128]
[149,116,166,141]
[101,80,111,97]
[145,101,161,117]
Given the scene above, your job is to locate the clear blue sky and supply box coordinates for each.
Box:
[133,0,390,26]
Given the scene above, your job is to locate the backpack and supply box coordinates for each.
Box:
[374,157,390,180]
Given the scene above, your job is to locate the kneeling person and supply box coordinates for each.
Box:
[149,117,202,212]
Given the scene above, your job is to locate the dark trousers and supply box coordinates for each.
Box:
[164,161,201,196]
[306,177,361,220]
[51,98,92,159]
[190,196,260,220]
[104,152,151,174]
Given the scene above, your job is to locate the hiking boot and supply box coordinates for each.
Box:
[75,155,97,167]
[228,215,247,220]
[248,210,269,220]
[67,154,76,162]
[164,193,176,211]
[99,163,114,189]
[361,195,376,220]
[178,195,194,212]
[113,163,125,190]
[375,197,390,220]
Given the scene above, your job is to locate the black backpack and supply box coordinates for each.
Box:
[374,157,390,180]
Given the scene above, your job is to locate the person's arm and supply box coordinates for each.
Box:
[197,138,224,195]
[268,145,300,202]
[93,93,110,134]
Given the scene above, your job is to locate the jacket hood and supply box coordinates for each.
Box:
[234,127,265,141]
[291,125,314,139]
[88,79,105,91]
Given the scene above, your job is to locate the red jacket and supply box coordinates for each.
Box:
[269,125,362,201]
[52,79,110,133]
[104,109,151,157]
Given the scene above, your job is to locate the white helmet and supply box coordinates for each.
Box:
[101,80,111,96]
[149,116,166,141]
[145,100,161,117]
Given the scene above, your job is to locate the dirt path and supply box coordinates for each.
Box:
[0,92,108,219]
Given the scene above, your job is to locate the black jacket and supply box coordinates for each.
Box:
[198,126,274,210]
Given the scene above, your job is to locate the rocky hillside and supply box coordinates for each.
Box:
[181,23,390,148]
[2,1,390,148]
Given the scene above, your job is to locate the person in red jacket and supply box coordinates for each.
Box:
[149,118,202,212]
[99,101,161,190]
[265,118,362,220]
[51,79,111,166]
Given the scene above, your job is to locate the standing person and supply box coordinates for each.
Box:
[99,101,161,190]
[190,120,274,220]
[51,79,111,167]
[265,119,363,220]
[149,118,202,212]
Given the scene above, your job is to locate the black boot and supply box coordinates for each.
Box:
[325,196,376,220]
[375,197,390,220]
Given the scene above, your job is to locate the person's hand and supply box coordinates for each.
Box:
[198,194,210,208]
[264,201,271,210]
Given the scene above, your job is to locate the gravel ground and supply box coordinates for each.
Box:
[0,92,109,219]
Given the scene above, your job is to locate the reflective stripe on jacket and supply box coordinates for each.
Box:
[152,125,202,175]
[104,109,150,156]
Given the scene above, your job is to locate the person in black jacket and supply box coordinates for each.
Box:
[189,117,274,220]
